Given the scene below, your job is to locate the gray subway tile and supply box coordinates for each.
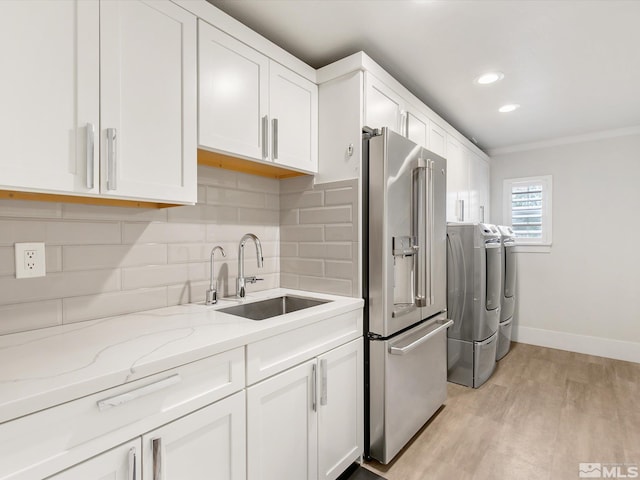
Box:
[0,300,63,335]
[299,206,352,224]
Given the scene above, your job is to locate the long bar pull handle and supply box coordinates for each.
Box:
[427,160,435,305]
[458,199,465,222]
[128,447,137,480]
[320,359,328,406]
[106,128,117,190]
[97,374,181,411]
[262,115,269,160]
[480,205,485,223]
[152,438,163,480]
[311,363,317,412]
[389,319,453,355]
[272,118,279,160]
[413,164,428,307]
[86,123,94,189]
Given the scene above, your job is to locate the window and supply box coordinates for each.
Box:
[503,175,552,246]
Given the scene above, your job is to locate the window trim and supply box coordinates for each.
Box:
[503,175,552,247]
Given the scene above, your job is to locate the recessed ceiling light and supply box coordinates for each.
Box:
[475,72,504,85]
[499,104,520,113]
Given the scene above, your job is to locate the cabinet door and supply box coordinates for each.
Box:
[248,359,317,480]
[143,391,246,480]
[199,20,269,163]
[446,137,469,222]
[48,439,141,480]
[318,339,363,480]
[469,153,490,223]
[100,0,197,204]
[365,73,402,134]
[0,0,99,195]
[406,110,428,148]
[428,120,447,157]
[270,62,318,173]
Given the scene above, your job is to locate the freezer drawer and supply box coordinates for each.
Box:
[369,316,452,464]
[447,332,498,388]
[496,317,513,361]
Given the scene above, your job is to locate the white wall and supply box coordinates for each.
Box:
[490,132,640,363]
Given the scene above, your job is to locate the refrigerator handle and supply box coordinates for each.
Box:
[413,163,428,308]
[427,159,435,305]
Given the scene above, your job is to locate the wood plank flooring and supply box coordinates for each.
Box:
[364,342,640,480]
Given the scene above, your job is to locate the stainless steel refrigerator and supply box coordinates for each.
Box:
[363,127,451,464]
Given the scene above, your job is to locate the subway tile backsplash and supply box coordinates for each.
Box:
[279,177,359,297]
[0,167,361,335]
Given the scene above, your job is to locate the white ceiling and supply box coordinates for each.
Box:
[207,0,640,153]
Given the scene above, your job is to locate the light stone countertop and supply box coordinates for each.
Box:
[0,288,363,424]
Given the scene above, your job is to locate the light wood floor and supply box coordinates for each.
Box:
[364,342,640,480]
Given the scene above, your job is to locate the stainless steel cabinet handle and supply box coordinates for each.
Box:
[128,447,137,480]
[261,115,268,160]
[458,199,465,222]
[86,123,94,189]
[106,128,117,190]
[480,205,485,222]
[96,374,181,411]
[389,319,453,355]
[272,118,279,160]
[320,359,328,406]
[311,363,317,412]
[152,438,163,480]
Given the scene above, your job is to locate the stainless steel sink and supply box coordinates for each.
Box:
[218,295,330,320]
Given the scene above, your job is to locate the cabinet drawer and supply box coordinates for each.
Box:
[0,347,244,480]
[246,309,362,385]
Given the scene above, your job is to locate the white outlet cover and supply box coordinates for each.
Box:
[15,242,46,279]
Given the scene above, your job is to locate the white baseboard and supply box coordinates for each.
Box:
[512,325,640,364]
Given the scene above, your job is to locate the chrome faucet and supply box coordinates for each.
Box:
[237,233,264,298]
[206,245,226,305]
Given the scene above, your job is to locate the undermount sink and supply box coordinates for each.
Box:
[219,295,331,320]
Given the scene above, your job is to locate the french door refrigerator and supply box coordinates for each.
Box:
[363,127,452,464]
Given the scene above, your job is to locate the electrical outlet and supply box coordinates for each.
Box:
[15,243,46,279]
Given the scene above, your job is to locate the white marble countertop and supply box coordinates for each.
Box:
[0,288,363,424]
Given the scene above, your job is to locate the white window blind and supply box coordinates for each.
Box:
[503,175,552,246]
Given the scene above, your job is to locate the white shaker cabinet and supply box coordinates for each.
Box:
[446,136,470,223]
[247,359,318,480]
[198,20,269,163]
[199,21,318,173]
[100,0,197,204]
[0,0,100,196]
[469,151,490,223]
[48,439,141,480]
[143,391,247,480]
[247,338,363,480]
[428,120,447,157]
[365,73,403,134]
[318,339,364,480]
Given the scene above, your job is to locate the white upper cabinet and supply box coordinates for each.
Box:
[199,21,318,173]
[100,0,197,204]
[365,73,402,134]
[0,0,100,195]
[269,62,318,172]
[428,120,447,157]
[446,136,470,223]
[0,0,197,204]
[469,151,490,223]
[199,20,269,162]
[405,110,428,148]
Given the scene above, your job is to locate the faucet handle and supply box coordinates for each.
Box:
[245,276,264,285]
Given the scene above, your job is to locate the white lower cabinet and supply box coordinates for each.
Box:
[49,392,246,480]
[48,439,141,480]
[143,391,246,480]
[247,338,363,480]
